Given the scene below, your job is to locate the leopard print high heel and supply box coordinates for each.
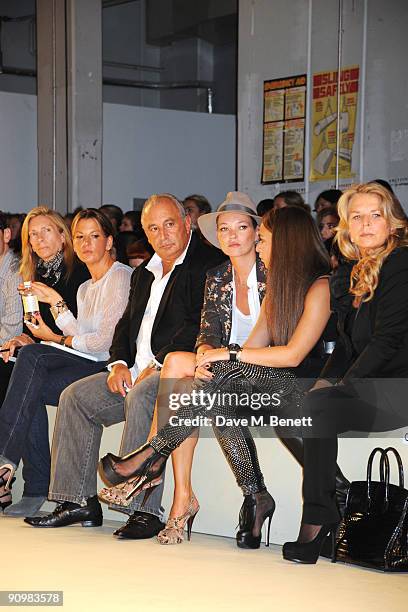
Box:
[0,464,16,512]
[157,495,200,545]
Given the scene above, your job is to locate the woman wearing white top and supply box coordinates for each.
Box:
[0,209,131,513]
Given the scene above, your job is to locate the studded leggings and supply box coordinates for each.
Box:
[150,360,303,495]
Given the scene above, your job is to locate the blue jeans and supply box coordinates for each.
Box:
[22,409,51,496]
[0,354,54,496]
[49,371,164,518]
[0,344,106,495]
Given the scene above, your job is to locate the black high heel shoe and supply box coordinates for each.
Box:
[236,491,276,549]
[99,442,168,493]
[282,523,339,564]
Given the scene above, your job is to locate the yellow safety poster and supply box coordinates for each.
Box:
[310,65,359,182]
[262,75,306,184]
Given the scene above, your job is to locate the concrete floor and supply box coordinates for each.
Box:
[1,516,406,612]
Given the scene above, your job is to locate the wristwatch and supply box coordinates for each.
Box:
[148,359,162,371]
[59,336,67,346]
[228,344,242,361]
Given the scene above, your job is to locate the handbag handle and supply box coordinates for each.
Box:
[366,447,390,509]
[380,446,404,488]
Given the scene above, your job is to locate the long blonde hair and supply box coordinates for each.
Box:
[20,206,74,281]
[335,183,408,303]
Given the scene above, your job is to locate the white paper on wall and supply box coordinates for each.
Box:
[391,128,408,162]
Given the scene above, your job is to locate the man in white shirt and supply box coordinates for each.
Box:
[26,194,224,537]
[0,212,23,401]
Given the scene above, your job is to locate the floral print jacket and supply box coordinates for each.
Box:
[195,256,266,350]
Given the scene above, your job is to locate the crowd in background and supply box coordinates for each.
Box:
[1,180,396,269]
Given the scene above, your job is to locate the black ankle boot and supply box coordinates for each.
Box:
[236,491,276,549]
[24,496,103,528]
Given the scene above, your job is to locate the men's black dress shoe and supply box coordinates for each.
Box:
[24,496,103,528]
[113,511,165,539]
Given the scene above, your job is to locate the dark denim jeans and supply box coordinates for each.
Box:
[0,359,13,406]
[0,343,106,495]
[0,354,52,496]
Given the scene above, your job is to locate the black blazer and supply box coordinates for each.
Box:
[109,233,225,366]
[321,247,408,383]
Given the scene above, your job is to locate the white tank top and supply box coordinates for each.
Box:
[229,263,260,345]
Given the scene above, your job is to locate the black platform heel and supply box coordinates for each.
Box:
[99,450,139,486]
[99,442,167,487]
[282,523,338,564]
[236,492,276,549]
[98,443,168,507]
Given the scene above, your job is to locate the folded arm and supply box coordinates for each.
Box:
[196,278,330,369]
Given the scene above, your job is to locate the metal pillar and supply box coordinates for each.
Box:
[36,0,67,213]
[66,0,103,210]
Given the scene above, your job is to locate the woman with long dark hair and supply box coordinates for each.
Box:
[98,206,349,547]
[0,209,131,514]
[283,182,408,564]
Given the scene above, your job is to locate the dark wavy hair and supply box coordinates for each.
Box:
[71,208,115,239]
[263,207,330,346]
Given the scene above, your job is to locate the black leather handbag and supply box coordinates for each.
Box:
[335,446,408,571]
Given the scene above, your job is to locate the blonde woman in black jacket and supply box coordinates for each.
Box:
[283,182,408,564]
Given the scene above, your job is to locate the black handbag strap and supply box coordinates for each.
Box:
[380,446,404,488]
[367,447,390,508]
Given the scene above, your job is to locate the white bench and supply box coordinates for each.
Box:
[12,407,408,544]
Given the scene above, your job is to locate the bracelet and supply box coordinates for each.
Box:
[50,300,69,320]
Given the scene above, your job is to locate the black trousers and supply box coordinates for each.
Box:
[301,380,408,524]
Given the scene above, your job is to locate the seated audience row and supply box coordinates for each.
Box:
[95,183,408,563]
[1,183,407,569]
[0,208,130,515]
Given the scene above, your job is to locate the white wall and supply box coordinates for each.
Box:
[102,103,236,210]
[0,92,37,213]
[238,0,408,208]
[0,91,236,214]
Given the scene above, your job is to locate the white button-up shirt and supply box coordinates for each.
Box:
[108,234,192,384]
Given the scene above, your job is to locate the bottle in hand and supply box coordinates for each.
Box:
[22,281,40,328]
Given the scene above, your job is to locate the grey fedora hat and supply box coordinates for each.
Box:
[197,191,261,248]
